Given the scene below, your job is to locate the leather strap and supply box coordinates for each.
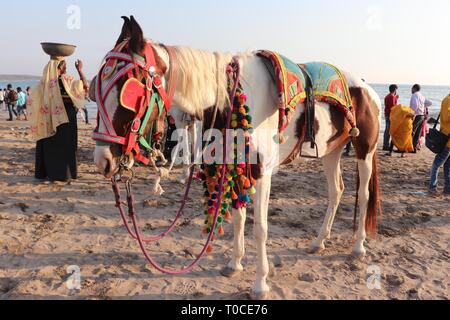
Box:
[299,65,316,149]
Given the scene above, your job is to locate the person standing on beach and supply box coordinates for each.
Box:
[429,94,450,196]
[29,58,88,182]
[78,106,89,125]
[16,87,27,121]
[5,84,18,121]
[383,84,399,150]
[0,88,5,111]
[410,84,432,152]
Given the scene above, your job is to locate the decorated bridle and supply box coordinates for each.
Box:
[92,39,178,165]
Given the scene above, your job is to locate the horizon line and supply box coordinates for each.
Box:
[0,74,449,88]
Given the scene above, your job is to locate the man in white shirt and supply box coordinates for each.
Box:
[410,84,432,152]
[0,89,5,111]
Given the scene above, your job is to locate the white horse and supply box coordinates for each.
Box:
[93,16,382,299]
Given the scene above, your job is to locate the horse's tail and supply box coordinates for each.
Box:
[354,152,382,235]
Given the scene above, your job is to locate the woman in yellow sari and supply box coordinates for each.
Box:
[387,105,415,156]
[29,58,89,182]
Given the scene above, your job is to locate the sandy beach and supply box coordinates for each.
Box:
[0,117,448,300]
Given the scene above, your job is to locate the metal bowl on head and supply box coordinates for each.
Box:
[41,42,76,58]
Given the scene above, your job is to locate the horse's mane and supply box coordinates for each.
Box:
[172,46,234,117]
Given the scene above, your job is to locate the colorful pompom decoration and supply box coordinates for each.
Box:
[200,87,256,252]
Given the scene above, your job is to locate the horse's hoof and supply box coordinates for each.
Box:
[249,290,270,301]
[307,245,325,255]
[221,267,243,279]
[351,250,366,260]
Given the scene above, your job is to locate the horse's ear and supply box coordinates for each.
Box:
[116,16,132,46]
[129,15,145,54]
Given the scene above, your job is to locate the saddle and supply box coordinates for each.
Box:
[257,51,359,157]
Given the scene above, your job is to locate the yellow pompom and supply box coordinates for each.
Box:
[349,127,360,138]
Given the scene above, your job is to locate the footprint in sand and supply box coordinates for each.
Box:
[14,203,29,213]
[169,280,200,297]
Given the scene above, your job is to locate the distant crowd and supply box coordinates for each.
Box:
[383,84,432,155]
[381,83,449,196]
[0,85,31,121]
[1,84,91,124]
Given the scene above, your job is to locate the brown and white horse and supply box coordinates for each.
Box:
[92,16,382,300]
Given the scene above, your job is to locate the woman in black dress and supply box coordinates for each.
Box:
[35,60,89,182]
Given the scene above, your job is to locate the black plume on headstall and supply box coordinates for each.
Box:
[115,16,145,56]
[116,16,131,46]
[129,15,145,55]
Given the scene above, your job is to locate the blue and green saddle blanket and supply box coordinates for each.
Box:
[256,51,357,137]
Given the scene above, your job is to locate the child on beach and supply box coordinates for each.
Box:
[16,87,27,121]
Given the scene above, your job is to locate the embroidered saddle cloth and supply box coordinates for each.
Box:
[301,61,353,114]
[257,52,357,136]
[256,50,307,133]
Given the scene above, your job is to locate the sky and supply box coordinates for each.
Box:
[1,0,449,85]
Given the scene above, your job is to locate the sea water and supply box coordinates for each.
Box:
[2,80,449,122]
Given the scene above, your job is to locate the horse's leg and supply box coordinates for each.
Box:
[221,207,247,278]
[308,147,345,254]
[185,123,197,179]
[251,172,272,300]
[352,150,375,258]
